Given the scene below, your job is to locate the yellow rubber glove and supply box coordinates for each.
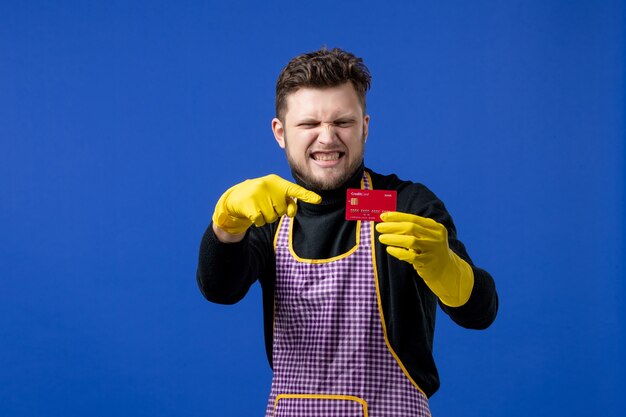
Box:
[212,174,322,235]
[375,212,474,307]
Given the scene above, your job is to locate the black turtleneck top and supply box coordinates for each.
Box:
[197,164,498,397]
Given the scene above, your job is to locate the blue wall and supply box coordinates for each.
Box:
[1,1,624,416]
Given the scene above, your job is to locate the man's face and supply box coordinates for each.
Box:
[272,82,370,192]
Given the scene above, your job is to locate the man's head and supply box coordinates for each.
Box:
[272,48,372,192]
[275,48,371,122]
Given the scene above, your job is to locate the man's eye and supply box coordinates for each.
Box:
[335,121,352,127]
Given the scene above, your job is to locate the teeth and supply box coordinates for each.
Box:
[313,152,340,161]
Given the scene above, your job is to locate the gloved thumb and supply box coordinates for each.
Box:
[286,198,298,218]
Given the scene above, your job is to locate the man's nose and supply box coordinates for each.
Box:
[317,123,337,143]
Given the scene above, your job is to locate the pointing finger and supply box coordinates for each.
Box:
[283,183,322,204]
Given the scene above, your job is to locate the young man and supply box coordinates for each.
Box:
[197,47,498,417]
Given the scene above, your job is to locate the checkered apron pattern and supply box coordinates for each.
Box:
[265,174,431,417]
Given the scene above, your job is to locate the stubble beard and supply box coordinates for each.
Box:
[283,133,366,192]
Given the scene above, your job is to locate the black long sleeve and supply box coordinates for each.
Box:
[196,165,498,397]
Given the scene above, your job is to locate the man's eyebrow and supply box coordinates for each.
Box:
[334,111,361,119]
[295,117,320,125]
[293,113,360,124]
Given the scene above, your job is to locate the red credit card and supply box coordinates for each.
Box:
[346,189,397,222]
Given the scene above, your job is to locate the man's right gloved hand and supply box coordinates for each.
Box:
[212,174,322,236]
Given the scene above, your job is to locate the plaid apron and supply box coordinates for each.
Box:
[265,174,431,417]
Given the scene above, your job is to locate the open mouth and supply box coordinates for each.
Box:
[310,151,344,161]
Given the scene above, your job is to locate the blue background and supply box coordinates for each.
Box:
[1,1,624,416]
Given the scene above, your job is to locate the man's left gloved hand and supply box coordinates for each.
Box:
[375,212,474,307]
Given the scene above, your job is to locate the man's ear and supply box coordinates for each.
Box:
[363,114,370,143]
[272,118,286,149]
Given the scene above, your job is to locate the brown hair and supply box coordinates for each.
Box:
[275,47,372,121]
